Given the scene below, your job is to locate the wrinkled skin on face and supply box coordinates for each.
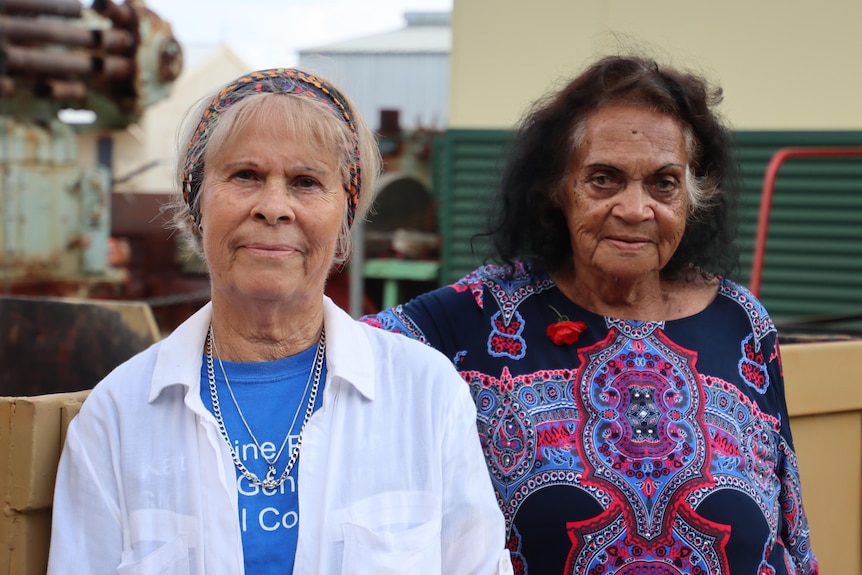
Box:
[198,112,345,357]
[555,105,708,318]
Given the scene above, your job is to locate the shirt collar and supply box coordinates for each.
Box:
[322,296,376,400]
[148,298,377,402]
[149,302,212,403]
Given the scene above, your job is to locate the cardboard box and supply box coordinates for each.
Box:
[783,340,862,416]
[2,392,89,513]
[3,509,52,575]
[1,392,87,575]
[0,399,12,508]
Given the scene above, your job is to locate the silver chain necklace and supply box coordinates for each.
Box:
[206,325,325,490]
[212,331,312,472]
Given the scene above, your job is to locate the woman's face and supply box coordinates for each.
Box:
[198,114,345,309]
[560,104,690,284]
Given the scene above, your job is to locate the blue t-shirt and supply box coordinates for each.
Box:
[200,342,326,574]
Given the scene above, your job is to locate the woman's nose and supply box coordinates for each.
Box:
[253,179,295,224]
[612,182,654,221]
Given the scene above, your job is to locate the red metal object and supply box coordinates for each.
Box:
[750,146,862,297]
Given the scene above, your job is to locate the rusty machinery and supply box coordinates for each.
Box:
[0,0,182,294]
[0,0,182,395]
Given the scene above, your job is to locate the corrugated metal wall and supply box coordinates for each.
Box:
[298,53,449,130]
[432,129,862,324]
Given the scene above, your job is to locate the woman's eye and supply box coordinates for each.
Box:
[646,175,680,195]
[295,176,321,189]
[586,173,622,191]
[233,170,257,181]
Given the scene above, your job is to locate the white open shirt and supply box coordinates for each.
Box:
[48,297,513,574]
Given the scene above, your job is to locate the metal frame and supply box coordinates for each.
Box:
[749,146,862,297]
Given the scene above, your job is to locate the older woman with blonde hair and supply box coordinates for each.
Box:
[48,68,512,575]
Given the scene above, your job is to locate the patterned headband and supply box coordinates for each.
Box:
[181,68,362,226]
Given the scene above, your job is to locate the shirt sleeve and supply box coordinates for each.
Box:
[360,284,476,361]
[48,408,125,574]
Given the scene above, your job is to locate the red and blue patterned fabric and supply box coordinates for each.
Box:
[362,260,818,575]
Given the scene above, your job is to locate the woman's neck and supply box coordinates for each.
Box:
[208,294,324,362]
[551,266,718,321]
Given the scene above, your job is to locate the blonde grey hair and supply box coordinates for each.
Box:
[166,78,380,268]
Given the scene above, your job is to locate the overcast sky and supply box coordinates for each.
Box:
[144,0,453,70]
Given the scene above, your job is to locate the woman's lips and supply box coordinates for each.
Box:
[242,243,297,257]
[607,236,650,251]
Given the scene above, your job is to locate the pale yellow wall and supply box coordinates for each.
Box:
[450,0,862,130]
[782,340,862,574]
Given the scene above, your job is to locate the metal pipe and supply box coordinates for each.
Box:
[1,46,133,78]
[2,45,91,75]
[1,0,82,18]
[99,28,136,53]
[33,78,87,101]
[99,54,133,78]
[350,218,366,318]
[749,147,862,297]
[0,16,134,53]
[91,0,136,28]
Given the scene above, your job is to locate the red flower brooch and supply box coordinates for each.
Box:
[546,305,587,346]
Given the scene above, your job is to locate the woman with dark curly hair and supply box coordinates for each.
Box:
[363,55,819,574]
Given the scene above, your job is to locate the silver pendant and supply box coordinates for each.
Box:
[262,466,279,490]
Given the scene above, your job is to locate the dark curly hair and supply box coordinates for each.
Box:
[485,55,739,280]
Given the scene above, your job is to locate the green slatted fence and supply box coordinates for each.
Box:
[432,129,862,326]
[432,130,513,284]
[734,132,862,326]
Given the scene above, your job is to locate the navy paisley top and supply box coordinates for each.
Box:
[362,260,818,575]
